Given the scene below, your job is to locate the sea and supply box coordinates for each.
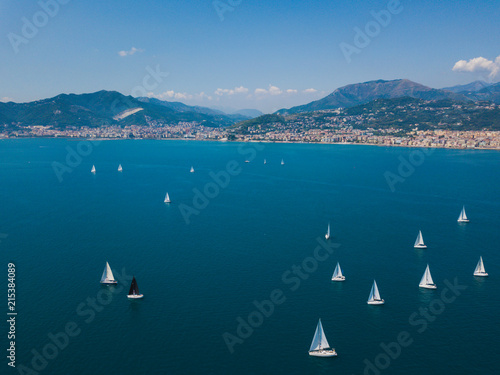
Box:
[0,138,499,375]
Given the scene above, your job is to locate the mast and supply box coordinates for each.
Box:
[129,277,139,295]
[373,280,381,300]
[309,319,330,352]
[475,256,485,274]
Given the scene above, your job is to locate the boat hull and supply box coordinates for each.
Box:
[414,245,427,249]
[100,280,117,285]
[325,235,330,240]
[331,276,345,282]
[127,294,144,299]
[457,219,469,223]
[474,272,488,277]
[367,299,384,305]
[309,350,337,357]
[419,284,437,289]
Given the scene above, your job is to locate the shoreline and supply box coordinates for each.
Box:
[2,136,500,151]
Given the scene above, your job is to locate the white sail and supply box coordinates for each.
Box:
[458,206,468,222]
[474,256,487,276]
[118,164,122,172]
[368,280,381,301]
[264,159,267,164]
[325,223,331,239]
[281,159,284,165]
[414,230,426,248]
[332,262,343,279]
[100,262,116,283]
[309,319,330,352]
[91,165,96,173]
[164,192,170,203]
[419,264,435,287]
[190,166,195,173]
[372,280,381,300]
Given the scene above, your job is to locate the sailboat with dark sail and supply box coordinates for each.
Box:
[127,276,144,299]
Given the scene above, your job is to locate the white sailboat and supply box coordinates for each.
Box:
[331,262,345,281]
[367,280,384,305]
[264,159,267,164]
[325,222,331,240]
[100,262,117,284]
[164,192,171,203]
[457,206,469,223]
[419,264,437,289]
[308,319,337,357]
[190,166,195,173]
[118,164,123,172]
[473,256,488,277]
[281,159,285,165]
[91,165,96,173]
[414,230,427,249]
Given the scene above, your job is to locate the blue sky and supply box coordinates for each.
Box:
[0,0,499,112]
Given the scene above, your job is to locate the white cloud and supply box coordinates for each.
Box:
[303,88,317,94]
[254,85,284,96]
[118,47,143,57]
[147,90,213,102]
[1,97,13,102]
[452,55,500,79]
[234,86,249,94]
[150,90,193,101]
[214,86,249,96]
[196,92,213,101]
[268,85,282,95]
[286,89,298,94]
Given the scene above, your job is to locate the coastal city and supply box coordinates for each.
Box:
[2,93,499,149]
[3,120,500,150]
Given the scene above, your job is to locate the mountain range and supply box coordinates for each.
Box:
[276,79,500,115]
[442,80,491,93]
[0,91,251,129]
[1,79,499,129]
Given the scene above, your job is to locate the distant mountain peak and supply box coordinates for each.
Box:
[442,81,491,93]
[277,79,469,114]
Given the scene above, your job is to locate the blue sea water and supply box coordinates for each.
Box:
[0,139,499,375]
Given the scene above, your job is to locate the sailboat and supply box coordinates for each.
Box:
[100,262,117,284]
[127,276,144,299]
[331,262,345,281]
[190,166,195,173]
[118,164,123,172]
[457,206,469,223]
[367,280,384,305]
[164,192,171,203]
[308,319,337,357]
[325,223,331,240]
[419,264,437,289]
[91,165,96,173]
[473,256,488,277]
[281,159,285,165]
[264,159,267,164]
[414,230,427,249]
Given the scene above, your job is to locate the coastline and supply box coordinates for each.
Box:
[2,136,500,151]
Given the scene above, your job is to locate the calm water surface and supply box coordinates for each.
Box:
[0,139,498,374]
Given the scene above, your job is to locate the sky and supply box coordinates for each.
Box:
[0,0,499,113]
